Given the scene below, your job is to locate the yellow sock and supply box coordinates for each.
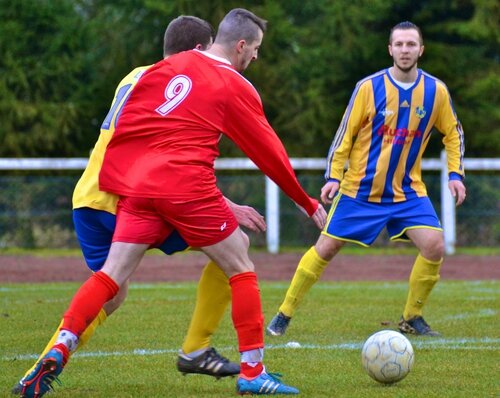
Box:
[22,308,108,380]
[78,308,107,349]
[181,260,231,355]
[403,254,442,320]
[279,246,328,317]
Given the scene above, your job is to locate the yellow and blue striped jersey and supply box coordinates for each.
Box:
[325,68,465,203]
[72,66,150,213]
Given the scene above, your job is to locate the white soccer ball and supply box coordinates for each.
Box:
[361,330,414,384]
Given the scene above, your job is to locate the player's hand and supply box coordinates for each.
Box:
[448,180,466,206]
[320,180,340,204]
[226,198,266,232]
[311,203,327,230]
[295,199,326,229]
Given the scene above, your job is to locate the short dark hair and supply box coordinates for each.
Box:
[215,8,267,46]
[389,21,423,45]
[163,16,215,57]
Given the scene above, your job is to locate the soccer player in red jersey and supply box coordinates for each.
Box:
[19,8,326,396]
[14,17,268,396]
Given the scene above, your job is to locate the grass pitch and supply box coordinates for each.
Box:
[1,280,498,397]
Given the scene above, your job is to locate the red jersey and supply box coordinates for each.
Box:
[99,50,318,216]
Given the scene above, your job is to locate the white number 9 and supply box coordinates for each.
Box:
[155,75,192,116]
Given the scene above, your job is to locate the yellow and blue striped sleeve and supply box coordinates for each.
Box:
[433,80,465,179]
[325,79,373,181]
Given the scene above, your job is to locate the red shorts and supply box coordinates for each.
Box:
[113,193,238,248]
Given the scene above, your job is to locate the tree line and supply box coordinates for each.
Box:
[1,0,498,158]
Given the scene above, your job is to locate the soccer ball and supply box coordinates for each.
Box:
[361,330,414,384]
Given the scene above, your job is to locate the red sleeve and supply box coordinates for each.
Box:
[222,78,318,217]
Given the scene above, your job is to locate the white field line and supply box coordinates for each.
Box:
[439,308,496,320]
[2,282,498,295]
[3,338,499,362]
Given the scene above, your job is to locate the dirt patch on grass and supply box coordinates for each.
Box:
[0,252,498,283]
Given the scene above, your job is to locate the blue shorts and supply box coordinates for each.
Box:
[73,207,189,272]
[323,194,442,246]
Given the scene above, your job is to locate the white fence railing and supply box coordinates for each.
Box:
[1,153,499,254]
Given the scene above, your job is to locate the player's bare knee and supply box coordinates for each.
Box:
[224,258,255,276]
[421,239,445,261]
[315,235,343,261]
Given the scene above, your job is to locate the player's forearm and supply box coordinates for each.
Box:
[229,128,318,216]
[260,160,318,216]
[325,143,350,181]
[253,155,318,216]
[442,128,465,178]
[325,123,356,181]
[325,158,346,181]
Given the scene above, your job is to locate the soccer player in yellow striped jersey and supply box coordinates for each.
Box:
[267,21,466,337]
[15,16,267,394]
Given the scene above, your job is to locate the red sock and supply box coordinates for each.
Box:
[52,343,70,366]
[62,271,119,336]
[241,362,264,379]
[229,272,264,352]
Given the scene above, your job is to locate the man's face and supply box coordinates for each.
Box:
[235,29,263,72]
[388,29,424,73]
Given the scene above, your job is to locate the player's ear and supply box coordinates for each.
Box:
[419,45,424,57]
[194,44,203,50]
[236,40,246,53]
[388,44,393,57]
